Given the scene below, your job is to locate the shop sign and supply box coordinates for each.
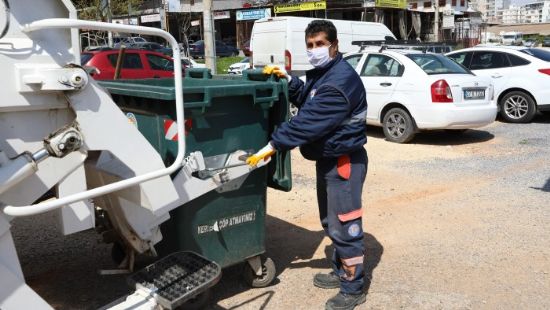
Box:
[191,19,200,27]
[214,11,231,20]
[442,15,455,29]
[274,1,326,14]
[374,0,407,9]
[112,18,138,25]
[141,14,161,23]
[236,8,271,21]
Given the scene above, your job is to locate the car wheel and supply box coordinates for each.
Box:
[499,91,536,123]
[382,108,416,143]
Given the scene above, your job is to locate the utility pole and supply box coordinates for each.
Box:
[434,0,440,41]
[101,0,113,47]
[203,0,217,74]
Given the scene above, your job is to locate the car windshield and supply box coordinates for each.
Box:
[502,35,516,39]
[520,48,550,62]
[81,53,93,65]
[407,54,470,75]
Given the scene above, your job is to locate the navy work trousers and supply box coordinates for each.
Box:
[316,147,368,294]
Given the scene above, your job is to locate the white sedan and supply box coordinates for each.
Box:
[447,46,550,123]
[344,49,497,143]
[227,57,251,75]
[181,56,205,68]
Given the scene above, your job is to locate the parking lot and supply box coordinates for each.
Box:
[12,115,550,309]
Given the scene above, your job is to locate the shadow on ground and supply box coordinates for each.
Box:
[15,212,382,309]
[367,125,495,146]
[530,112,550,124]
[530,176,550,192]
[206,215,383,309]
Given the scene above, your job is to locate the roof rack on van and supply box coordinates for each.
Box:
[352,40,456,53]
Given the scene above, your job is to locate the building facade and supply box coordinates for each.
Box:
[500,5,526,24]
[485,0,511,22]
[523,1,550,23]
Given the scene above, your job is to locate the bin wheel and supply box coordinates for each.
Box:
[244,255,276,288]
[179,289,211,310]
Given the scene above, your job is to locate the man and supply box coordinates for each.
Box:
[247,20,368,310]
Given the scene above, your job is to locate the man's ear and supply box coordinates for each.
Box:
[332,39,339,57]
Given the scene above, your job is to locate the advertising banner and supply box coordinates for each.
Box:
[236,8,271,21]
[374,0,407,9]
[274,1,327,14]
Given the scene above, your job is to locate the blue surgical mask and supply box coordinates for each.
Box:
[307,45,332,68]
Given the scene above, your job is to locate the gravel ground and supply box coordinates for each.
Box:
[10,114,550,309]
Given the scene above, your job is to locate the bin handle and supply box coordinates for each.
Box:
[4,19,186,217]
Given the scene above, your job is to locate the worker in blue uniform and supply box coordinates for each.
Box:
[246,20,368,310]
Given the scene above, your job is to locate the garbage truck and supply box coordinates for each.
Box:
[0,0,291,309]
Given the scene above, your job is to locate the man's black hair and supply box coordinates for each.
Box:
[305,20,337,43]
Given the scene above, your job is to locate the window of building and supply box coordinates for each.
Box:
[452,0,457,6]
[439,0,446,6]
[460,0,465,6]
[424,1,432,8]
[412,2,418,9]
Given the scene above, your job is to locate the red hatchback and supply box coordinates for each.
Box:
[81,49,181,80]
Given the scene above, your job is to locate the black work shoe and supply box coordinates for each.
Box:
[325,292,366,310]
[313,271,340,289]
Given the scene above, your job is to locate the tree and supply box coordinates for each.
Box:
[73,0,144,21]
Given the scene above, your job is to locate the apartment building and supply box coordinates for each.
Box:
[523,0,550,23]
[500,4,526,24]
[485,0,511,22]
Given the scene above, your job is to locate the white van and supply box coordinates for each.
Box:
[251,16,396,74]
[501,32,523,46]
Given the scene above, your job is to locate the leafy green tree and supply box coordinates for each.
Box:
[73,0,144,21]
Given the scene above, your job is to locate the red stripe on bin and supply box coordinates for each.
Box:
[338,208,363,222]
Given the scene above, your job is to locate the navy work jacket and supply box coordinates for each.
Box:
[271,53,367,160]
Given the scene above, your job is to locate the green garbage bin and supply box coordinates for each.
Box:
[98,69,292,287]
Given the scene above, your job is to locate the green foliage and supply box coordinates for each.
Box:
[216,56,245,74]
[73,0,144,21]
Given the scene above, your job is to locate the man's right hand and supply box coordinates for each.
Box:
[263,65,291,81]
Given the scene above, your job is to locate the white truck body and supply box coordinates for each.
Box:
[251,16,396,75]
[0,1,261,308]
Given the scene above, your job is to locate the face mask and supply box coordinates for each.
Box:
[306,45,332,68]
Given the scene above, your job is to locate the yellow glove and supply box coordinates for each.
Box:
[246,143,276,167]
[262,65,291,81]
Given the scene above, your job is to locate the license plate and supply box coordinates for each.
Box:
[463,89,485,100]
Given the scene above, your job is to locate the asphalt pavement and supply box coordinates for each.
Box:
[10,114,550,309]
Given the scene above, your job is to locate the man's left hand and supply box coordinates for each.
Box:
[262,65,291,81]
[246,142,276,167]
